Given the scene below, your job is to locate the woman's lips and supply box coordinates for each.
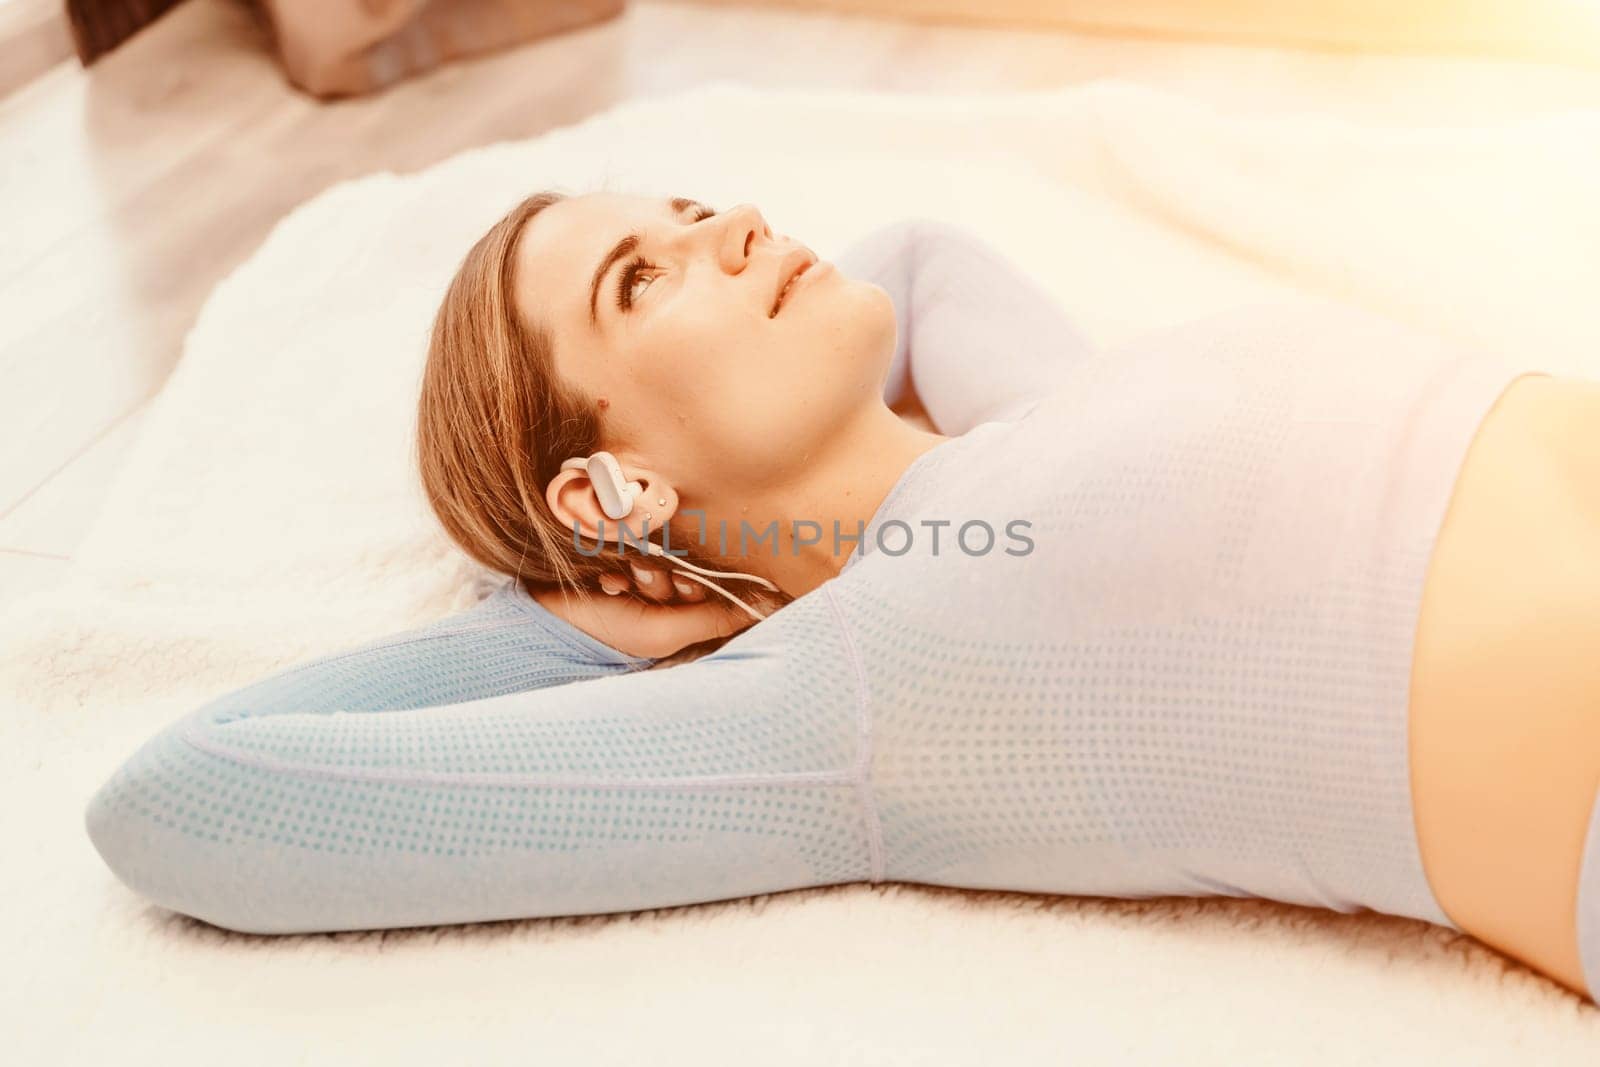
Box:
[771,248,816,316]
[771,255,829,317]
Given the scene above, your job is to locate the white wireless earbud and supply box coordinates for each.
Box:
[560,451,641,521]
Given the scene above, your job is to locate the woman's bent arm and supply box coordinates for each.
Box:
[82,590,870,934]
[835,218,1093,436]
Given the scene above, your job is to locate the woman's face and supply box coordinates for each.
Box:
[512,193,897,496]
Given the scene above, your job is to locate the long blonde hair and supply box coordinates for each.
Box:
[415,190,789,661]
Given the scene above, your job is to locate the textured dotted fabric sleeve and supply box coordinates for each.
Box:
[84,581,877,935]
[835,218,1094,435]
[193,580,657,717]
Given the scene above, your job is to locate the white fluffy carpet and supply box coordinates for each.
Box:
[6,77,1600,1064]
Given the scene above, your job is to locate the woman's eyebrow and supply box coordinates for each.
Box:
[587,198,715,329]
[668,196,713,216]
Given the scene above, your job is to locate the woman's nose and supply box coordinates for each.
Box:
[718,203,771,272]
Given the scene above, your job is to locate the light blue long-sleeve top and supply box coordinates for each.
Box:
[85,219,1540,948]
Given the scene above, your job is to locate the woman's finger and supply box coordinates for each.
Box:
[629,561,672,602]
[669,574,707,602]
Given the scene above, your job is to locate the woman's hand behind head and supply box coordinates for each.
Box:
[532,564,748,661]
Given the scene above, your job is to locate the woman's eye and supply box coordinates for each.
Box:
[614,209,716,312]
[629,268,655,302]
[616,257,656,312]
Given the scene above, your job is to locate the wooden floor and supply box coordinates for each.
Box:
[4,0,1598,604]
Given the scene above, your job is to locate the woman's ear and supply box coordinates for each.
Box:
[545,461,681,545]
[545,467,609,544]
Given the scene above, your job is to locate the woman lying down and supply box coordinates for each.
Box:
[85,191,1600,1006]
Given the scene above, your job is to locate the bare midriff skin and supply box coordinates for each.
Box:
[1410,371,1600,998]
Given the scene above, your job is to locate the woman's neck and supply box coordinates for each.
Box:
[693,403,948,603]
